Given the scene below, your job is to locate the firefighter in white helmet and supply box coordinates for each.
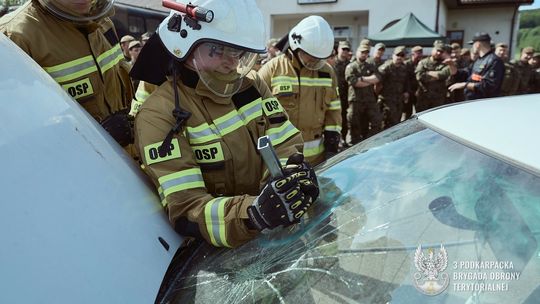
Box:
[131,0,319,248]
[258,16,342,166]
[0,0,134,147]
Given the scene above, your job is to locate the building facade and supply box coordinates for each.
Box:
[255,0,533,57]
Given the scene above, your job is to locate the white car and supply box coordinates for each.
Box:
[0,34,183,303]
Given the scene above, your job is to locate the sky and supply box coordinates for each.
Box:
[519,1,540,11]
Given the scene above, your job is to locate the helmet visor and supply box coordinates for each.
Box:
[39,0,114,23]
[297,50,327,71]
[192,42,258,97]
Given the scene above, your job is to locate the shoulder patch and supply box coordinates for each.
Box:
[144,138,181,165]
[262,97,284,116]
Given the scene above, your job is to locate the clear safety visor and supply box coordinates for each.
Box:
[298,50,327,71]
[38,0,114,23]
[192,42,258,97]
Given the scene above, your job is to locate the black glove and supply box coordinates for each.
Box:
[247,153,319,231]
[100,109,134,147]
[323,130,340,159]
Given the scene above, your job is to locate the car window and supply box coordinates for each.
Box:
[160,120,540,304]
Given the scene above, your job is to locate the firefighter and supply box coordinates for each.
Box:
[258,16,341,165]
[0,0,134,147]
[131,0,319,248]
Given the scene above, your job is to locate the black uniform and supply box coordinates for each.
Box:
[457,51,504,100]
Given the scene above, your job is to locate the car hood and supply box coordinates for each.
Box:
[0,35,182,303]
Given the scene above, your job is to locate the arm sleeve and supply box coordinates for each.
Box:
[135,91,259,248]
[257,59,275,89]
[323,68,342,133]
[435,66,452,80]
[345,63,359,87]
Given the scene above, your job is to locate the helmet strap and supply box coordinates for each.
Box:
[158,64,192,157]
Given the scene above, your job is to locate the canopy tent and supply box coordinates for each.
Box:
[368,13,446,47]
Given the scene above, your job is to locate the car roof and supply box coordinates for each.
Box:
[0,34,182,303]
[417,96,540,176]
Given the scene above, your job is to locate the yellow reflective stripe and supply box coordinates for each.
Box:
[97,44,124,74]
[204,197,231,247]
[158,186,167,207]
[237,97,263,124]
[43,55,98,83]
[328,99,341,110]
[271,76,299,87]
[187,123,220,144]
[266,120,299,146]
[299,77,333,87]
[158,168,205,197]
[324,125,342,132]
[135,89,151,102]
[303,139,325,158]
[213,109,244,136]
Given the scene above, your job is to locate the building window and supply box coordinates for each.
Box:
[447,30,464,46]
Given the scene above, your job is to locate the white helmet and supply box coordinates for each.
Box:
[38,0,114,23]
[158,0,266,96]
[289,16,334,70]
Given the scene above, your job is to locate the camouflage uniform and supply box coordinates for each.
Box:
[511,60,532,95]
[415,57,452,112]
[345,59,382,144]
[378,59,409,128]
[334,57,350,141]
[499,62,520,96]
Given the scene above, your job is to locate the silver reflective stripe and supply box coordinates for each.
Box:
[214,111,244,136]
[161,174,204,193]
[204,197,231,247]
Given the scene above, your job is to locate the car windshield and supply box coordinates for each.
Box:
[160,119,540,304]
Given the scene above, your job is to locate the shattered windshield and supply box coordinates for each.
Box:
[160,119,540,304]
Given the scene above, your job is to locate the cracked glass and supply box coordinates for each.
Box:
[159,119,540,304]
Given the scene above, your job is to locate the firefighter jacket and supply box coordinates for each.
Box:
[0,0,133,121]
[257,52,341,165]
[134,68,303,248]
[457,51,504,100]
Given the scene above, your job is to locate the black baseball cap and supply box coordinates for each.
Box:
[468,32,491,44]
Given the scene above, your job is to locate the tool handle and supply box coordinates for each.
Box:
[257,136,284,178]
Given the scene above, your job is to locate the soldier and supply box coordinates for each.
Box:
[367,43,386,68]
[449,33,504,100]
[511,46,535,95]
[258,16,341,165]
[494,43,520,96]
[333,40,353,147]
[345,43,382,144]
[460,48,472,68]
[447,43,467,103]
[415,41,457,112]
[530,53,540,93]
[377,46,410,128]
[404,46,423,119]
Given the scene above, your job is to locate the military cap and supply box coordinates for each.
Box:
[374,42,386,50]
[360,38,371,46]
[451,42,461,50]
[128,40,142,50]
[522,46,535,54]
[433,40,445,50]
[411,45,423,52]
[460,48,470,56]
[338,40,351,49]
[120,35,135,43]
[357,44,370,52]
[468,32,491,44]
[393,46,406,55]
[495,42,508,49]
[533,52,540,58]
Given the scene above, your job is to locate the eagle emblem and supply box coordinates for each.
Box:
[412,244,450,296]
